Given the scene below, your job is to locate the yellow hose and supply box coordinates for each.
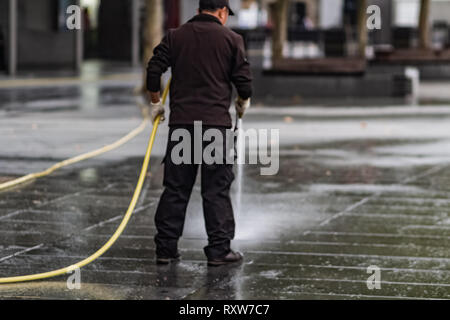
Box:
[0,121,148,192]
[0,78,171,192]
[0,79,171,284]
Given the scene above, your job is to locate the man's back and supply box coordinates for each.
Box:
[147,14,252,127]
[147,2,250,268]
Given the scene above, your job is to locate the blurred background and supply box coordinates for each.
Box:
[0,0,449,104]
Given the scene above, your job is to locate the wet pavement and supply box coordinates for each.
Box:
[0,63,450,300]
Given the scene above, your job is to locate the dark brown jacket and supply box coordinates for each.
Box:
[147,14,252,127]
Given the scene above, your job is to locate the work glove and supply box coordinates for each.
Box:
[150,100,165,124]
[235,96,251,118]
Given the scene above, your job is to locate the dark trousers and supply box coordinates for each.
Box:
[154,125,235,260]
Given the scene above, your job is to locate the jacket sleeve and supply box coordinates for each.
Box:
[146,32,171,92]
[231,35,253,100]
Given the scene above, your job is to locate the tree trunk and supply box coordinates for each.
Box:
[271,0,289,64]
[357,0,368,58]
[140,0,163,92]
[418,0,430,49]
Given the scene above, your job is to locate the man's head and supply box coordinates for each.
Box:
[199,0,235,25]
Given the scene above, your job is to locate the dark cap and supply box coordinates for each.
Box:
[199,0,235,16]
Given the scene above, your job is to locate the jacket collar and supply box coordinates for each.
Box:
[188,14,222,26]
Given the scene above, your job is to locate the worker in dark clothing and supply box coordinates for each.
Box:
[147,0,252,267]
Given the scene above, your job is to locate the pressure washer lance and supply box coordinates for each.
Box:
[234,113,243,162]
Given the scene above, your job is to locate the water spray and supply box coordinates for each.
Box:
[234,114,244,217]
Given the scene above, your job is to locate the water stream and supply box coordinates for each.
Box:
[235,118,244,217]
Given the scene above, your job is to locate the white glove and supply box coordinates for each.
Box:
[150,100,165,124]
[235,97,251,118]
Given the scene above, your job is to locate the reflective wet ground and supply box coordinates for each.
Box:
[0,63,449,300]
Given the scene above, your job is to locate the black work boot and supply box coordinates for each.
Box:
[156,253,181,265]
[207,251,243,267]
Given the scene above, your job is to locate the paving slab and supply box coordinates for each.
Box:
[0,73,449,300]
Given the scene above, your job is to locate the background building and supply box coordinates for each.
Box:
[1,0,450,76]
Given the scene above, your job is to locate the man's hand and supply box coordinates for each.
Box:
[235,96,251,118]
[150,100,165,124]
